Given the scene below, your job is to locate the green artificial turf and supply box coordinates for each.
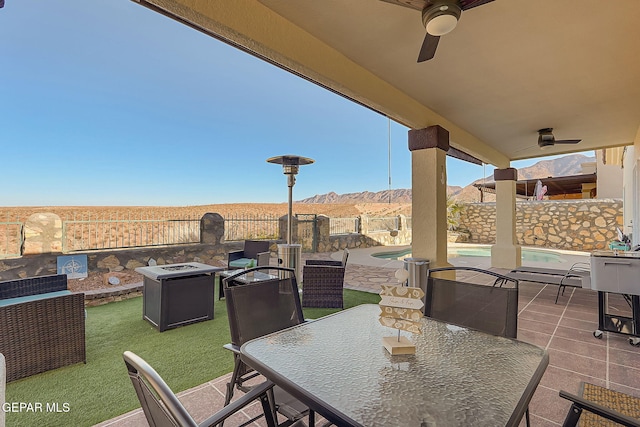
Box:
[4,288,380,426]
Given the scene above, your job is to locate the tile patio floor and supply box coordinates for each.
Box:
[96,247,640,427]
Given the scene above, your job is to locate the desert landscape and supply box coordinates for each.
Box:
[0,202,412,223]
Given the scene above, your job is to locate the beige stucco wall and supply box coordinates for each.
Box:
[596,150,624,199]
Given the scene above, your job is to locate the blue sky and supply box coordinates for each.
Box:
[1,1,573,207]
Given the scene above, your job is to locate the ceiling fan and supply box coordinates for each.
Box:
[537,128,582,149]
[380,0,494,62]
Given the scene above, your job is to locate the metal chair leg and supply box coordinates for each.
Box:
[224,355,245,406]
[561,404,582,427]
[555,284,565,304]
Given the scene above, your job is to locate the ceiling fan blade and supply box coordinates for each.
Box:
[459,0,494,11]
[417,33,439,62]
[377,0,427,12]
[554,139,582,145]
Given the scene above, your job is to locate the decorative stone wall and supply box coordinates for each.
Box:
[459,199,623,251]
[22,213,62,255]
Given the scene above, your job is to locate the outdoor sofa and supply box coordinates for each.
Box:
[0,274,86,382]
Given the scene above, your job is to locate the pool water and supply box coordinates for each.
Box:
[373,246,563,263]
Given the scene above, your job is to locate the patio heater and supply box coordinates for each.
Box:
[267,155,314,281]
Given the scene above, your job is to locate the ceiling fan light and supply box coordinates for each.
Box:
[422,2,462,36]
[426,13,458,36]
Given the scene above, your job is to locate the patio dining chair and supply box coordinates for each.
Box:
[222,266,317,427]
[560,382,640,427]
[123,351,278,427]
[425,266,519,339]
[425,266,528,425]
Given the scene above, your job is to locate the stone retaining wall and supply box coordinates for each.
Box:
[459,199,623,251]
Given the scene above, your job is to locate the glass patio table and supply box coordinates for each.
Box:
[241,304,549,427]
[217,269,278,300]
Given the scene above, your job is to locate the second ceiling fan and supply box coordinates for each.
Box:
[537,128,582,149]
[380,0,494,62]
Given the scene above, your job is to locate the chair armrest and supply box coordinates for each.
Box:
[256,251,270,266]
[566,262,591,275]
[559,390,640,427]
[305,260,342,267]
[222,343,241,355]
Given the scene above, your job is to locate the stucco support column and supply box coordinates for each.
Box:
[491,168,522,269]
[409,126,452,272]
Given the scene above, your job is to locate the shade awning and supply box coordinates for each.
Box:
[473,173,597,198]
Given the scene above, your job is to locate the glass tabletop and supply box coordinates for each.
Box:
[241,304,548,427]
[219,270,278,284]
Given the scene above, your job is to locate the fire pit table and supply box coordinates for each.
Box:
[135,262,222,332]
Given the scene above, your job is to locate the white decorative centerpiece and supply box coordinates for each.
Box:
[379,269,425,355]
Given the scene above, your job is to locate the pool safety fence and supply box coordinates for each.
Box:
[367,216,400,232]
[329,217,360,235]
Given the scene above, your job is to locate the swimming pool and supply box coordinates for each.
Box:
[373,246,564,263]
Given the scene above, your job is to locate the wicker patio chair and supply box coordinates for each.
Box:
[301,250,348,308]
[123,351,280,427]
[227,240,271,270]
[560,382,640,427]
[0,274,86,382]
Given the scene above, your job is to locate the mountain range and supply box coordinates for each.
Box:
[299,153,595,204]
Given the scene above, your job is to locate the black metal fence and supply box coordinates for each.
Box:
[223,214,280,242]
[62,213,201,252]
